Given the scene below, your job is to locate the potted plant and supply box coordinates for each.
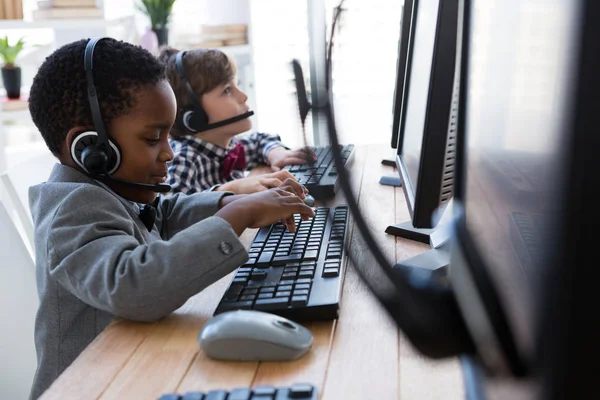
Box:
[138,0,177,46]
[0,36,25,99]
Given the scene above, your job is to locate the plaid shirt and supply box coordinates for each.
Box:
[168,132,286,194]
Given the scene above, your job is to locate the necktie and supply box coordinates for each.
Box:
[221,143,247,180]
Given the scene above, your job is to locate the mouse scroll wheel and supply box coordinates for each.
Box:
[274,319,297,330]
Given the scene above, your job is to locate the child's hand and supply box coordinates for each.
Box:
[216,187,315,235]
[267,146,317,170]
[219,170,299,194]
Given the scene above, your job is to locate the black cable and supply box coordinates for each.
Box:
[326,0,346,91]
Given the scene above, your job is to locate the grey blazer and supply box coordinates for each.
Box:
[28,164,248,399]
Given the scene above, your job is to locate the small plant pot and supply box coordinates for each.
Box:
[2,66,21,99]
[152,28,169,46]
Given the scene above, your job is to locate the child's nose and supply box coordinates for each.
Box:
[160,143,174,162]
[237,88,248,103]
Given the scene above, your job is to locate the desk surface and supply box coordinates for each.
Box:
[40,145,465,400]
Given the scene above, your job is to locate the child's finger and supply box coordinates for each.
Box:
[278,178,306,197]
[271,170,296,181]
[284,216,296,232]
[299,147,317,164]
[259,177,283,189]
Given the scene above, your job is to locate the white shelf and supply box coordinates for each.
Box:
[0,14,133,30]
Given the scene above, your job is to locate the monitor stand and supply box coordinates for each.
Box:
[385,221,434,244]
[393,240,450,277]
[387,199,454,244]
[380,159,402,187]
[392,207,454,275]
[379,175,402,187]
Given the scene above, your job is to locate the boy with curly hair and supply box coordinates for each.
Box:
[27,38,313,399]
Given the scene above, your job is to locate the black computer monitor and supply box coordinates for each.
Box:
[380,0,415,186]
[386,0,460,243]
[390,0,415,151]
[451,0,600,398]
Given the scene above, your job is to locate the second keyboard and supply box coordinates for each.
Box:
[284,144,355,200]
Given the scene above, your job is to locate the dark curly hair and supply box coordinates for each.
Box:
[158,46,236,137]
[29,38,167,156]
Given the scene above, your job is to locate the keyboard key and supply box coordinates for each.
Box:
[158,395,180,400]
[242,258,257,267]
[254,297,289,311]
[276,291,292,298]
[181,393,204,400]
[250,271,267,280]
[293,289,310,297]
[322,268,339,278]
[217,300,254,312]
[295,283,311,291]
[297,271,314,279]
[303,250,319,260]
[289,384,314,398]
[253,228,270,243]
[272,254,304,265]
[224,285,243,300]
[258,293,274,299]
[290,296,309,307]
[204,390,227,400]
[257,251,274,266]
[226,389,251,400]
[252,386,277,396]
[275,389,290,400]
[278,285,293,292]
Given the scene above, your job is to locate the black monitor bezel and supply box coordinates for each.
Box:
[452,0,600,396]
[390,0,416,149]
[395,0,460,229]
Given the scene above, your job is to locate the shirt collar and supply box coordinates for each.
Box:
[174,135,239,158]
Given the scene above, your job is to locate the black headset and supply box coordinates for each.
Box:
[70,37,171,193]
[175,50,254,133]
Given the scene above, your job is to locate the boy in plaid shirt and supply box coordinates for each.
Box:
[160,47,315,194]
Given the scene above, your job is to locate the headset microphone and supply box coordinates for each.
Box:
[182,110,255,133]
[94,174,172,193]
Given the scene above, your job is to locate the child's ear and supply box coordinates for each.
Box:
[63,127,92,157]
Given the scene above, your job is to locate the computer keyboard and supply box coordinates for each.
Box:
[158,383,317,400]
[284,145,355,200]
[214,206,349,321]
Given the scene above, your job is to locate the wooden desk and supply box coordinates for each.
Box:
[40,145,465,400]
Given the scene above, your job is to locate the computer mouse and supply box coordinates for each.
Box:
[303,194,315,207]
[198,310,313,361]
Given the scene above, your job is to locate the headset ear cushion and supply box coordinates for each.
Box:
[181,107,210,133]
[70,131,122,175]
